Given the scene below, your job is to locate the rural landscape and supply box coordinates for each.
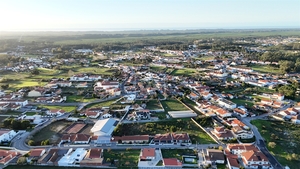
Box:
[0,0,300,169]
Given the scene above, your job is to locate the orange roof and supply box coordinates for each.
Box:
[241,150,268,162]
[141,148,155,158]
[163,158,182,166]
[29,149,45,157]
[227,144,258,152]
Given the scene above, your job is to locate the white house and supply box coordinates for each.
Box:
[58,148,87,166]
[241,150,272,169]
[0,100,28,106]
[46,109,66,116]
[95,81,119,90]
[0,129,17,142]
[90,118,119,136]
[140,148,155,160]
[218,98,237,109]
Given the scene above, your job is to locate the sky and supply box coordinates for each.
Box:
[0,0,299,31]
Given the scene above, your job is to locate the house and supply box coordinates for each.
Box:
[61,134,91,144]
[0,150,20,165]
[227,144,259,156]
[0,99,28,106]
[46,109,66,116]
[212,127,234,141]
[241,150,272,169]
[232,126,254,139]
[80,148,103,166]
[163,158,182,168]
[0,129,17,142]
[261,98,272,105]
[76,82,88,88]
[233,108,248,117]
[205,149,225,164]
[28,89,44,97]
[95,81,119,90]
[272,93,284,101]
[218,98,237,109]
[140,148,155,160]
[58,148,87,166]
[214,108,232,118]
[189,92,199,100]
[152,133,173,145]
[172,133,191,145]
[38,148,69,165]
[91,118,119,136]
[201,91,213,100]
[28,149,46,162]
[111,135,149,144]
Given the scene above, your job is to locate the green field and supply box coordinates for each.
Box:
[103,149,140,167]
[251,120,300,168]
[40,105,76,112]
[160,99,189,111]
[161,149,196,159]
[150,65,166,72]
[171,68,197,76]
[250,65,282,74]
[113,119,216,144]
[86,99,119,108]
[66,95,97,103]
[230,98,254,107]
[146,100,163,110]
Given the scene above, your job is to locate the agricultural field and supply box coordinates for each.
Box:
[250,64,282,74]
[146,100,163,110]
[39,105,76,112]
[86,98,119,108]
[31,120,72,145]
[150,65,166,72]
[113,119,216,144]
[66,95,97,103]
[251,120,300,168]
[160,99,189,112]
[230,98,254,107]
[170,68,197,76]
[103,149,140,167]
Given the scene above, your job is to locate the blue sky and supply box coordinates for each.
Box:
[0,0,299,31]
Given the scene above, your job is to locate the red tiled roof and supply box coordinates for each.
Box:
[88,148,102,159]
[163,158,182,166]
[141,148,155,158]
[29,149,45,157]
[172,133,189,141]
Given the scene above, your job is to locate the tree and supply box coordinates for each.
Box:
[278,85,296,98]
[268,142,276,149]
[31,68,40,75]
[279,60,294,73]
[3,119,12,128]
[17,157,27,165]
[28,140,35,146]
[0,84,9,90]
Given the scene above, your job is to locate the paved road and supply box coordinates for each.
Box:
[11,113,71,151]
[240,102,293,169]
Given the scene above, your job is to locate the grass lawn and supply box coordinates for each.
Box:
[32,120,72,145]
[251,120,300,168]
[103,149,140,167]
[196,56,215,61]
[230,98,254,107]
[25,112,37,116]
[146,100,163,110]
[40,105,76,112]
[150,66,166,71]
[171,68,197,76]
[161,149,196,159]
[250,65,282,74]
[66,95,97,103]
[160,99,189,111]
[74,66,116,75]
[86,99,119,108]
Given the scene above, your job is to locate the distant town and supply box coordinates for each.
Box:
[0,30,300,169]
